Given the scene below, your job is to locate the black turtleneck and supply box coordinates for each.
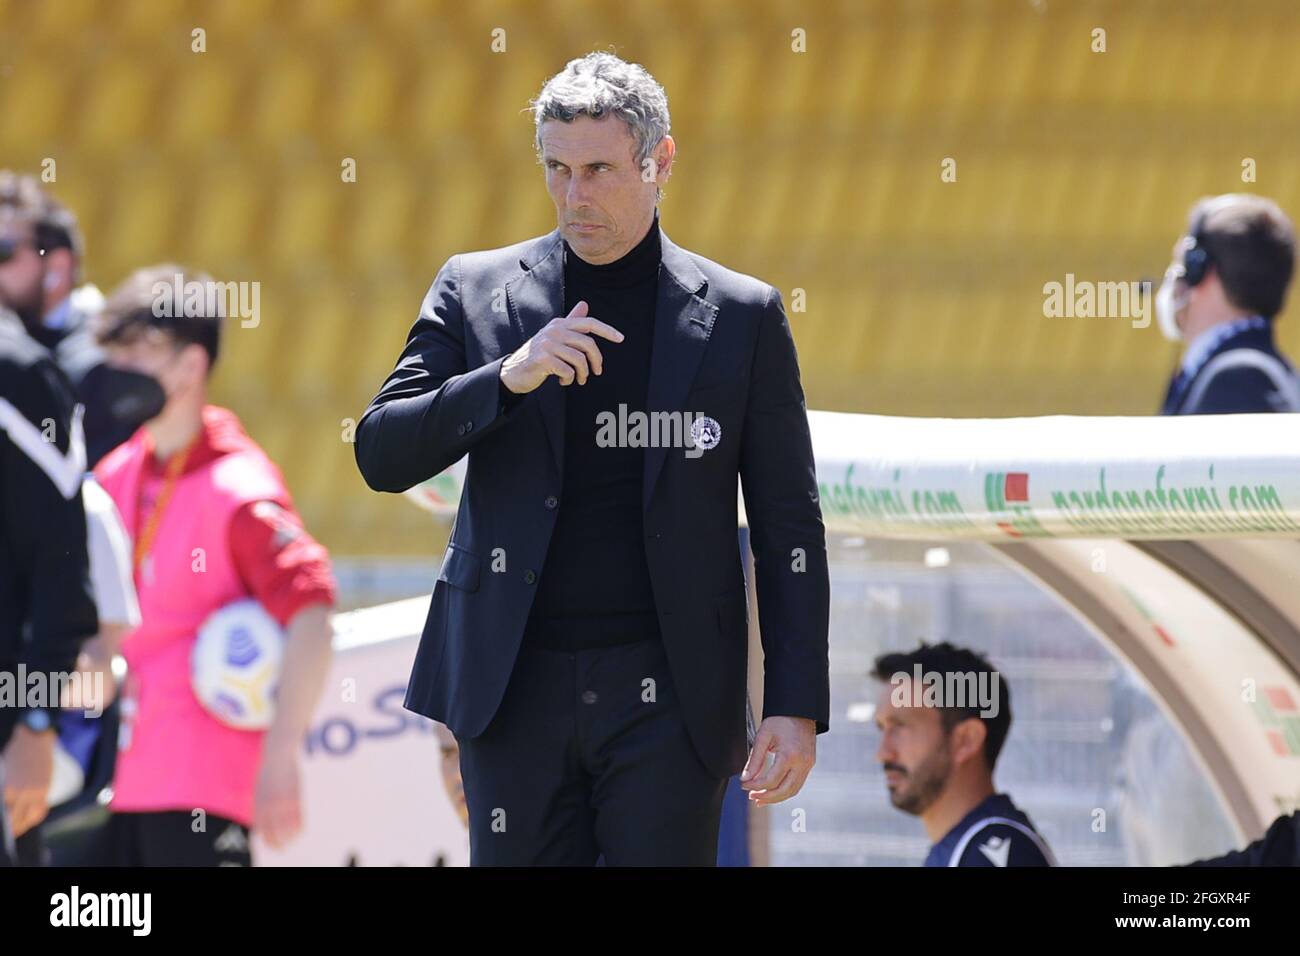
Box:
[524,214,663,650]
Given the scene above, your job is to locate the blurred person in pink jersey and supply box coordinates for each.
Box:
[91,264,337,866]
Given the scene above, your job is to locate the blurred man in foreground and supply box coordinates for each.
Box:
[0,172,164,464]
[0,172,158,865]
[873,642,1056,867]
[0,305,97,864]
[1156,193,1298,415]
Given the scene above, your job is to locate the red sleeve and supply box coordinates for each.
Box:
[229,500,337,628]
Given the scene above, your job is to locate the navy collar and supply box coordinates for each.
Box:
[1180,315,1270,379]
[934,792,1014,849]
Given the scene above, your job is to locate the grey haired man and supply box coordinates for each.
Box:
[356,52,830,866]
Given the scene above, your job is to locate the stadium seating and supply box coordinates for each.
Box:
[6,0,1300,555]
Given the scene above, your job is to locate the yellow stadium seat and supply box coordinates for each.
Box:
[264,175,342,270]
[12,0,1300,554]
[166,65,240,148]
[185,168,265,268]
[78,63,157,150]
[0,58,68,145]
[249,53,321,144]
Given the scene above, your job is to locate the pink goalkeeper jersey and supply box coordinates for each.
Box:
[95,407,293,827]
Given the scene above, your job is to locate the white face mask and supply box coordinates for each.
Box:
[1155,268,1188,341]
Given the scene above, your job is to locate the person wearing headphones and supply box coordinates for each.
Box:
[1156,193,1299,415]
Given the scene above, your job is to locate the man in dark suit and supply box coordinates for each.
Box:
[1155,193,1298,415]
[355,52,829,865]
[0,305,98,865]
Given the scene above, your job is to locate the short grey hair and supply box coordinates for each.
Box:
[529,52,671,192]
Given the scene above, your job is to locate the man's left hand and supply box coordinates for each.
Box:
[739,716,816,806]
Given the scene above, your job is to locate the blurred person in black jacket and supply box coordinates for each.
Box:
[0,172,154,866]
[1156,193,1299,415]
[0,305,98,865]
[1154,193,1299,866]
[0,172,163,467]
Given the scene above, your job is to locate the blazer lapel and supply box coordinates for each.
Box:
[643,230,719,509]
[505,230,567,476]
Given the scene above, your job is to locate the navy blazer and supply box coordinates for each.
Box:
[1161,321,1300,415]
[355,226,830,778]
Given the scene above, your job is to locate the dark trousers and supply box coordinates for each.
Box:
[456,637,728,866]
[105,811,253,866]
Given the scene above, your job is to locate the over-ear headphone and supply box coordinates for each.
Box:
[1181,208,1212,287]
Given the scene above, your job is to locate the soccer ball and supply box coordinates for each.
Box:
[191,599,284,730]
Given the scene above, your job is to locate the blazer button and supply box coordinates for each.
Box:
[456,424,466,436]
[524,569,537,584]
[544,495,558,509]
[464,421,474,432]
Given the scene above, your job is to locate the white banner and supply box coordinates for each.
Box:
[806,411,1300,540]
[408,411,1300,541]
[254,598,468,867]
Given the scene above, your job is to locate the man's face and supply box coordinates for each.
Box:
[874,678,953,815]
[1163,233,1198,334]
[539,115,670,265]
[0,220,47,327]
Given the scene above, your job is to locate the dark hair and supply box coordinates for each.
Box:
[871,641,1012,770]
[94,264,224,371]
[1188,194,1295,318]
[0,171,85,273]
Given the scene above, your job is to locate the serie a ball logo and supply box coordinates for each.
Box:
[192,599,285,730]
